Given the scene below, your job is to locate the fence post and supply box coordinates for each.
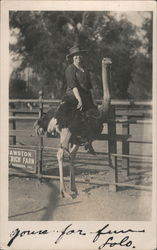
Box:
[122,115,130,176]
[10,111,16,145]
[108,105,117,165]
[38,90,44,177]
[108,105,117,191]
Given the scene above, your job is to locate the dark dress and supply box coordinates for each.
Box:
[54,64,102,144]
[65,64,95,111]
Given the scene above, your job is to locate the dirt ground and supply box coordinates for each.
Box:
[9,175,152,221]
[9,121,152,221]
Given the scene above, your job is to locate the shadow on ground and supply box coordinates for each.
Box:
[9,175,60,221]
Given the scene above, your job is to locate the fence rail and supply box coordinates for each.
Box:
[9,98,152,105]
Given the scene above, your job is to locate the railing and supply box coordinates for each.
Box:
[9,93,152,191]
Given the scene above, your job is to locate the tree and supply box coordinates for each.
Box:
[9,11,152,99]
[9,78,26,99]
[129,15,152,99]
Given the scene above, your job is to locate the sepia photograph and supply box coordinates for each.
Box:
[8,8,153,221]
[0,1,156,250]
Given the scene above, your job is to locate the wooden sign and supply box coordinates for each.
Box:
[9,147,37,173]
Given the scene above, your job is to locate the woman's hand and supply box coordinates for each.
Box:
[77,99,83,110]
[73,87,83,111]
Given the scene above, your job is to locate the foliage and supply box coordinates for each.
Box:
[128,15,152,99]
[9,75,37,99]
[9,11,152,99]
[9,78,26,98]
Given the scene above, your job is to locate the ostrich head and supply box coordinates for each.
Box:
[33,109,57,136]
[33,119,46,136]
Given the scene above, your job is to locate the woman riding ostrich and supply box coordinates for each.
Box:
[34,14,112,198]
[34,48,111,198]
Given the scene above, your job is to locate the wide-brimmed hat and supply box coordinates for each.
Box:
[66,45,87,59]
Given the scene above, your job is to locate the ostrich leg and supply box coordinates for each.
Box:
[57,128,71,198]
[69,144,79,195]
[61,128,71,152]
[57,147,66,197]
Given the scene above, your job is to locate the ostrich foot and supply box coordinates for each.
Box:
[59,186,78,199]
[59,189,73,199]
[70,185,78,195]
[69,188,78,199]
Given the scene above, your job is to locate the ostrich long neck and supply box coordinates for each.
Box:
[102,60,110,102]
[99,58,111,119]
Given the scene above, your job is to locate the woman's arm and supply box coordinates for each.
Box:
[73,87,83,110]
[65,65,82,110]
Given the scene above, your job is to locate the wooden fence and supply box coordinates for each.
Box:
[9,93,152,191]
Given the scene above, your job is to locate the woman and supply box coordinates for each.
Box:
[52,45,97,153]
[65,45,96,112]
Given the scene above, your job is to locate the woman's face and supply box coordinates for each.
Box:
[73,53,83,65]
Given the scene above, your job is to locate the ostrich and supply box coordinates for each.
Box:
[34,57,112,198]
